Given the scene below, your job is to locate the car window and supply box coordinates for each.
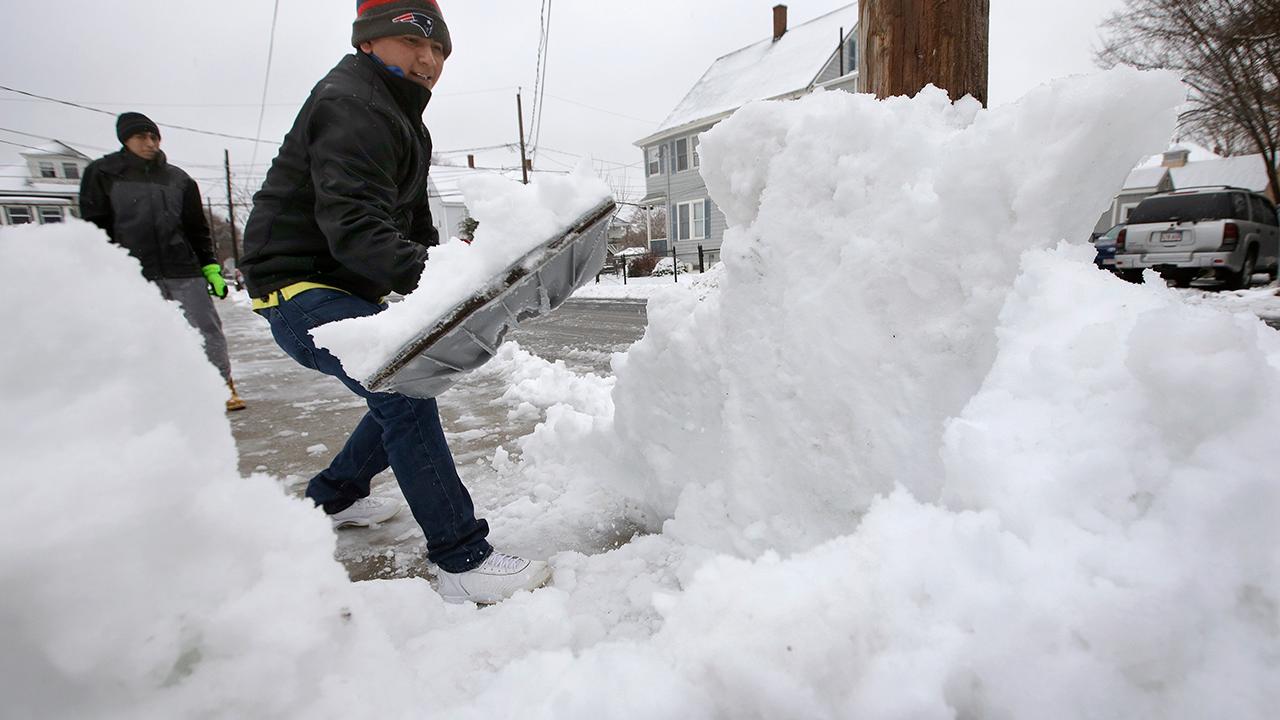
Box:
[1128,194,1234,224]
[1248,194,1278,227]
[1231,193,1250,220]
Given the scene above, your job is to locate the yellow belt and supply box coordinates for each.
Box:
[251,281,347,310]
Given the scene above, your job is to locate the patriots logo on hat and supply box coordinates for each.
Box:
[392,11,435,37]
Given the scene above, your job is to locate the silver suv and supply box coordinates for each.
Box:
[1113,186,1280,289]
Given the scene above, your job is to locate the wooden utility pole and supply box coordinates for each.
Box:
[516,90,530,184]
[223,149,242,271]
[858,0,990,107]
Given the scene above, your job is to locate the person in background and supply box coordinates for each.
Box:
[239,0,550,604]
[80,112,246,412]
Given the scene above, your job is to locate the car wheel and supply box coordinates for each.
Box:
[1118,269,1144,284]
[1223,249,1257,291]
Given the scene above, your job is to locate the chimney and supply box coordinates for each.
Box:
[773,4,787,41]
[467,154,475,169]
[1162,148,1190,168]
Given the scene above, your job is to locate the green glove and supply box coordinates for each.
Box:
[202,264,228,298]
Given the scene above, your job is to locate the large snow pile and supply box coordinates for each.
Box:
[313,164,611,381]
[4,67,1278,719]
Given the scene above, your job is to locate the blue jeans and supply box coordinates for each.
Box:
[260,289,492,573]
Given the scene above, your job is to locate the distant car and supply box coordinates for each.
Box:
[1112,186,1280,289]
[1090,224,1123,270]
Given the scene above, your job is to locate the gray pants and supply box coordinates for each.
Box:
[155,277,233,382]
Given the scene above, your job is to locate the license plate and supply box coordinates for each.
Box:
[1159,230,1182,243]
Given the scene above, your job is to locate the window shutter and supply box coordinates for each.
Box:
[704,199,712,239]
[669,203,676,242]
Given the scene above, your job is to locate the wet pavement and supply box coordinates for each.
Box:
[222,295,647,581]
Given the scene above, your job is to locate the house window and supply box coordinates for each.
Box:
[38,162,56,178]
[38,206,64,224]
[646,146,661,177]
[848,37,858,73]
[692,136,700,168]
[675,138,689,173]
[62,163,80,180]
[677,199,707,241]
[5,206,33,225]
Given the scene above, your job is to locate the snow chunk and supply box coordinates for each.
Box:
[312,163,611,382]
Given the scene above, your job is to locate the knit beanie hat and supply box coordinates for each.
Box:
[352,0,452,58]
[116,112,160,145]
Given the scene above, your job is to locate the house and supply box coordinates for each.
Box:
[1096,146,1278,232]
[634,3,860,268]
[0,141,91,226]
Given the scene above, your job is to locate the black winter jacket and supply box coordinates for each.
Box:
[79,150,215,280]
[240,53,439,303]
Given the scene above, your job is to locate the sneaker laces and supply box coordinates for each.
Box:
[349,497,384,510]
[479,552,527,573]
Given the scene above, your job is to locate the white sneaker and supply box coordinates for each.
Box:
[436,552,552,605]
[329,497,401,528]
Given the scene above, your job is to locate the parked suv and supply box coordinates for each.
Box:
[1113,186,1280,289]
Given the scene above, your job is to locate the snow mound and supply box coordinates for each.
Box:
[313,163,612,381]
[598,69,1194,555]
[0,224,416,717]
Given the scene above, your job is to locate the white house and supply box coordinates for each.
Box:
[634,3,860,268]
[0,141,91,226]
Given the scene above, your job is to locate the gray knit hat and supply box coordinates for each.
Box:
[352,0,452,58]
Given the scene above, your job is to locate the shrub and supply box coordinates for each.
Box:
[627,254,660,277]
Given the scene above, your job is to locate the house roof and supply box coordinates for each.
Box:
[20,140,91,160]
[428,164,517,205]
[1170,154,1271,193]
[1121,166,1168,191]
[637,3,858,146]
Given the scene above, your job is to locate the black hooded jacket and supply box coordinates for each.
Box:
[79,150,215,280]
[240,52,439,303]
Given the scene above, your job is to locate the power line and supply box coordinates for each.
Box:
[249,0,283,176]
[529,0,554,163]
[0,138,44,152]
[0,84,282,145]
[542,93,659,125]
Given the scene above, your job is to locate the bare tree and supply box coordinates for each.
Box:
[1097,0,1280,200]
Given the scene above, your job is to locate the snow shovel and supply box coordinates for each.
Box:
[362,197,617,398]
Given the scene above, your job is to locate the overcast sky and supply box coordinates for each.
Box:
[0,0,1127,207]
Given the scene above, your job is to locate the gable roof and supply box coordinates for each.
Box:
[20,140,91,160]
[1121,165,1168,191]
[637,3,858,146]
[1170,154,1271,193]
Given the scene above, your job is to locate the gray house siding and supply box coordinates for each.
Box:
[640,121,728,267]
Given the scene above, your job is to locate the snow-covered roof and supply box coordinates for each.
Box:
[428,164,510,205]
[1121,166,1168,191]
[1170,153,1271,193]
[1136,141,1219,168]
[20,140,91,160]
[0,195,73,205]
[639,3,858,144]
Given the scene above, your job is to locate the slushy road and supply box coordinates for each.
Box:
[222,296,647,580]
